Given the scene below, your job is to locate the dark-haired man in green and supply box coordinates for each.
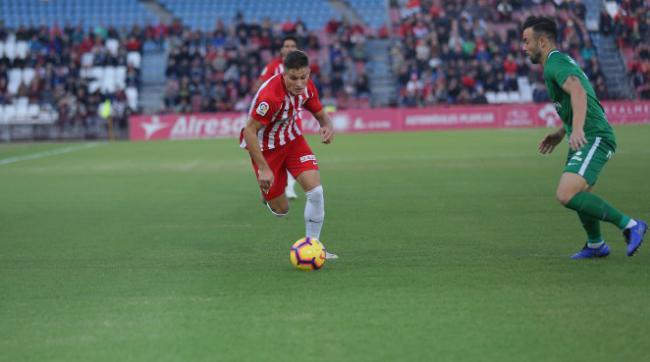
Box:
[521,16,646,258]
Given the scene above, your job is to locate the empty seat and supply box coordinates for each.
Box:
[127,51,141,68]
[125,86,138,110]
[507,91,521,103]
[485,91,497,104]
[15,41,29,59]
[3,104,16,123]
[22,68,35,85]
[4,38,16,60]
[106,38,119,56]
[495,92,509,104]
[8,68,22,94]
[115,66,127,89]
[15,101,29,122]
[103,66,116,93]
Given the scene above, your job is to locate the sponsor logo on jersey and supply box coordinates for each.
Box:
[256,102,270,116]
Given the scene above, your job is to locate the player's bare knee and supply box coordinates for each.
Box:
[556,189,575,206]
[267,203,289,217]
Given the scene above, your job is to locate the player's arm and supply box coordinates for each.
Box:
[312,109,334,144]
[561,75,587,151]
[242,118,273,194]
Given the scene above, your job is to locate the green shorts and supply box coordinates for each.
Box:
[564,136,616,186]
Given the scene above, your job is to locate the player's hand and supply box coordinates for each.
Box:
[319,124,334,144]
[258,167,274,194]
[568,128,587,151]
[538,131,564,154]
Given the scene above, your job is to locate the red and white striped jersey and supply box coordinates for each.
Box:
[241,73,323,151]
[258,58,284,83]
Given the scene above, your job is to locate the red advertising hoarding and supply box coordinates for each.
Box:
[129,101,650,141]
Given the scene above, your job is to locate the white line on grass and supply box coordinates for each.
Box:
[0,143,102,166]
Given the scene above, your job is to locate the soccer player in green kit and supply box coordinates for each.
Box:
[521,16,647,259]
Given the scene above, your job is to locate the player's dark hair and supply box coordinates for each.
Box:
[282,35,298,47]
[522,16,558,43]
[284,50,309,70]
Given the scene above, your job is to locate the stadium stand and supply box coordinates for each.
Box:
[600,0,649,99]
[0,0,647,139]
[389,0,611,106]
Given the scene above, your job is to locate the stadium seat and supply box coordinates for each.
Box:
[106,38,119,56]
[88,67,104,93]
[3,104,15,124]
[27,104,40,119]
[507,92,521,103]
[15,101,29,122]
[103,66,116,93]
[4,38,16,60]
[115,66,127,90]
[495,92,509,104]
[81,52,94,67]
[485,91,497,104]
[15,41,29,59]
[22,68,35,86]
[127,52,141,68]
[126,86,138,110]
[8,68,22,95]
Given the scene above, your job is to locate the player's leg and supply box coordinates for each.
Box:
[285,171,298,199]
[250,149,290,217]
[296,169,324,239]
[578,187,603,246]
[560,138,646,256]
[295,169,337,259]
[287,137,337,259]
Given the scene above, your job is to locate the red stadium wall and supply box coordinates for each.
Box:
[129,101,650,141]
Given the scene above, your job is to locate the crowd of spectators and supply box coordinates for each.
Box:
[389,0,608,106]
[0,22,150,132]
[162,13,373,114]
[1,0,647,134]
[600,0,649,99]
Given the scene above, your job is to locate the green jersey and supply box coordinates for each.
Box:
[543,50,615,144]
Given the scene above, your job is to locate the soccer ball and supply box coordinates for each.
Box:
[290,237,326,271]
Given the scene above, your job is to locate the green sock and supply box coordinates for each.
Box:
[578,212,602,244]
[566,192,631,230]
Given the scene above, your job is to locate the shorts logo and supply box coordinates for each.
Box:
[300,155,317,163]
[256,102,270,116]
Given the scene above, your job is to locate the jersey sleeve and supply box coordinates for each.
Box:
[250,92,279,125]
[548,55,584,88]
[304,80,323,114]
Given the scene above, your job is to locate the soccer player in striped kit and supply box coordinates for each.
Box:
[522,16,647,258]
[241,50,338,259]
[254,36,300,199]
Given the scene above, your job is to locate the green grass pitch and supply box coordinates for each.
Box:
[1,125,649,361]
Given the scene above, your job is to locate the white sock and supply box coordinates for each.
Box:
[587,240,604,249]
[625,219,638,229]
[287,172,296,191]
[304,185,324,239]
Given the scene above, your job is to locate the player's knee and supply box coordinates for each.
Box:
[305,185,324,202]
[556,189,576,206]
[267,202,289,217]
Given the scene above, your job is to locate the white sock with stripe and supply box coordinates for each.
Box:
[304,185,324,239]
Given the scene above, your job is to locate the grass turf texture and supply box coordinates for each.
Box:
[1,125,649,361]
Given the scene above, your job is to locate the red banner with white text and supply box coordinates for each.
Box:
[129,101,650,141]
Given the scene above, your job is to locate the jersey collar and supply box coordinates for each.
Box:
[547,49,560,60]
